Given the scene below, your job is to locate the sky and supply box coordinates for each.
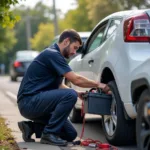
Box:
[15,0,77,14]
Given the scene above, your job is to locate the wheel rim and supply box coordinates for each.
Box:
[140,101,150,150]
[104,94,117,136]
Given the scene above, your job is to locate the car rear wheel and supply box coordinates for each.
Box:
[65,79,84,123]
[102,81,135,146]
[136,89,150,150]
[69,107,84,123]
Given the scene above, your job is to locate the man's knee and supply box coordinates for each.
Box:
[68,89,78,103]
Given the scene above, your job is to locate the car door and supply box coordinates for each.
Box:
[88,18,122,80]
[70,21,109,92]
[80,20,109,80]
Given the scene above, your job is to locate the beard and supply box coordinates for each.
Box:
[63,45,70,59]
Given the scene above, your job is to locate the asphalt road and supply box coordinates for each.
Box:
[0,76,137,150]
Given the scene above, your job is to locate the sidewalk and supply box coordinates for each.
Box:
[0,91,60,150]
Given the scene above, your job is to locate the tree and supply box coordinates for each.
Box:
[0,27,17,72]
[30,23,54,51]
[86,0,150,26]
[115,0,150,10]
[12,2,54,51]
[59,0,92,32]
[86,0,120,26]
[0,27,17,53]
[0,0,20,28]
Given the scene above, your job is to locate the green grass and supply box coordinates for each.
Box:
[0,117,19,150]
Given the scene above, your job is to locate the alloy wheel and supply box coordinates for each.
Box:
[104,94,117,136]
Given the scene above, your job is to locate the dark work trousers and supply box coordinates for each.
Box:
[18,88,78,142]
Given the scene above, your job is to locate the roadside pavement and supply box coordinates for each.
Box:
[0,91,61,150]
[0,90,136,150]
[0,90,94,150]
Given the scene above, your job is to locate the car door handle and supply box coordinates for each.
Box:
[88,59,94,64]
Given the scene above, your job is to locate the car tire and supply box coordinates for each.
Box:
[102,81,135,146]
[11,76,17,82]
[136,89,150,150]
[69,107,84,123]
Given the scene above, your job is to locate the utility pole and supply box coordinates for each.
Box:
[53,0,58,36]
[26,15,31,50]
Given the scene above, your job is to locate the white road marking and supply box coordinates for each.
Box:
[6,91,17,100]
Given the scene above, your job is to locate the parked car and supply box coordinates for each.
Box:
[50,32,91,60]
[51,32,91,45]
[9,50,39,81]
[65,9,150,146]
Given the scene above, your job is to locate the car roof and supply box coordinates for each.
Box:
[54,31,91,39]
[78,32,91,37]
[16,50,39,57]
[100,9,150,23]
[16,50,38,53]
[15,50,39,61]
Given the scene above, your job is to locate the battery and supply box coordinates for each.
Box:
[83,88,112,115]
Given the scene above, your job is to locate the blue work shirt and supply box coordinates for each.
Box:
[17,43,72,102]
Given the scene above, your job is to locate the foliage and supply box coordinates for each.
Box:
[59,0,92,32]
[0,117,19,150]
[86,0,150,26]
[30,23,54,51]
[0,27,17,53]
[0,0,20,28]
[86,0,120,26]
[116,0,150,10]
[12,2,53,51]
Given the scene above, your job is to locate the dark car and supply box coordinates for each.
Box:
[9,50,39,81]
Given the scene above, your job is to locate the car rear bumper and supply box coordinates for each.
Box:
[75,99,82,109]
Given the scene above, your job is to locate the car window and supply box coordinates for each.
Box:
[106,19,121,39]
[81,37,88,43]
[86,23,107,53]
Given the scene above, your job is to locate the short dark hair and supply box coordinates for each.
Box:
[58,29,82,45]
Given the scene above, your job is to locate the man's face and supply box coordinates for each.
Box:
[63,40,81,59]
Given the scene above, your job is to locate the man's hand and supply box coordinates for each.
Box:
[97,82,112,94]
[77,91,85,100]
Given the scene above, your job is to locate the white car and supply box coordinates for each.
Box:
[66,9,150,146]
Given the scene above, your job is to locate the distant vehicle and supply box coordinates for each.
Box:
[51,32,91,44]
[9,50,39,81]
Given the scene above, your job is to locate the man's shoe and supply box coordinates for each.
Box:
[40,133,67,146]
[18,121,35,142]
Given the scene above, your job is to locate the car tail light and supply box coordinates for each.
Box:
[14,61,22,67]
[124,13,150,42]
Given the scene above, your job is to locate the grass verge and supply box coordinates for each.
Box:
[0,117,19,150]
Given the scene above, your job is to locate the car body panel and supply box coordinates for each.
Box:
[69,9,150,118]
